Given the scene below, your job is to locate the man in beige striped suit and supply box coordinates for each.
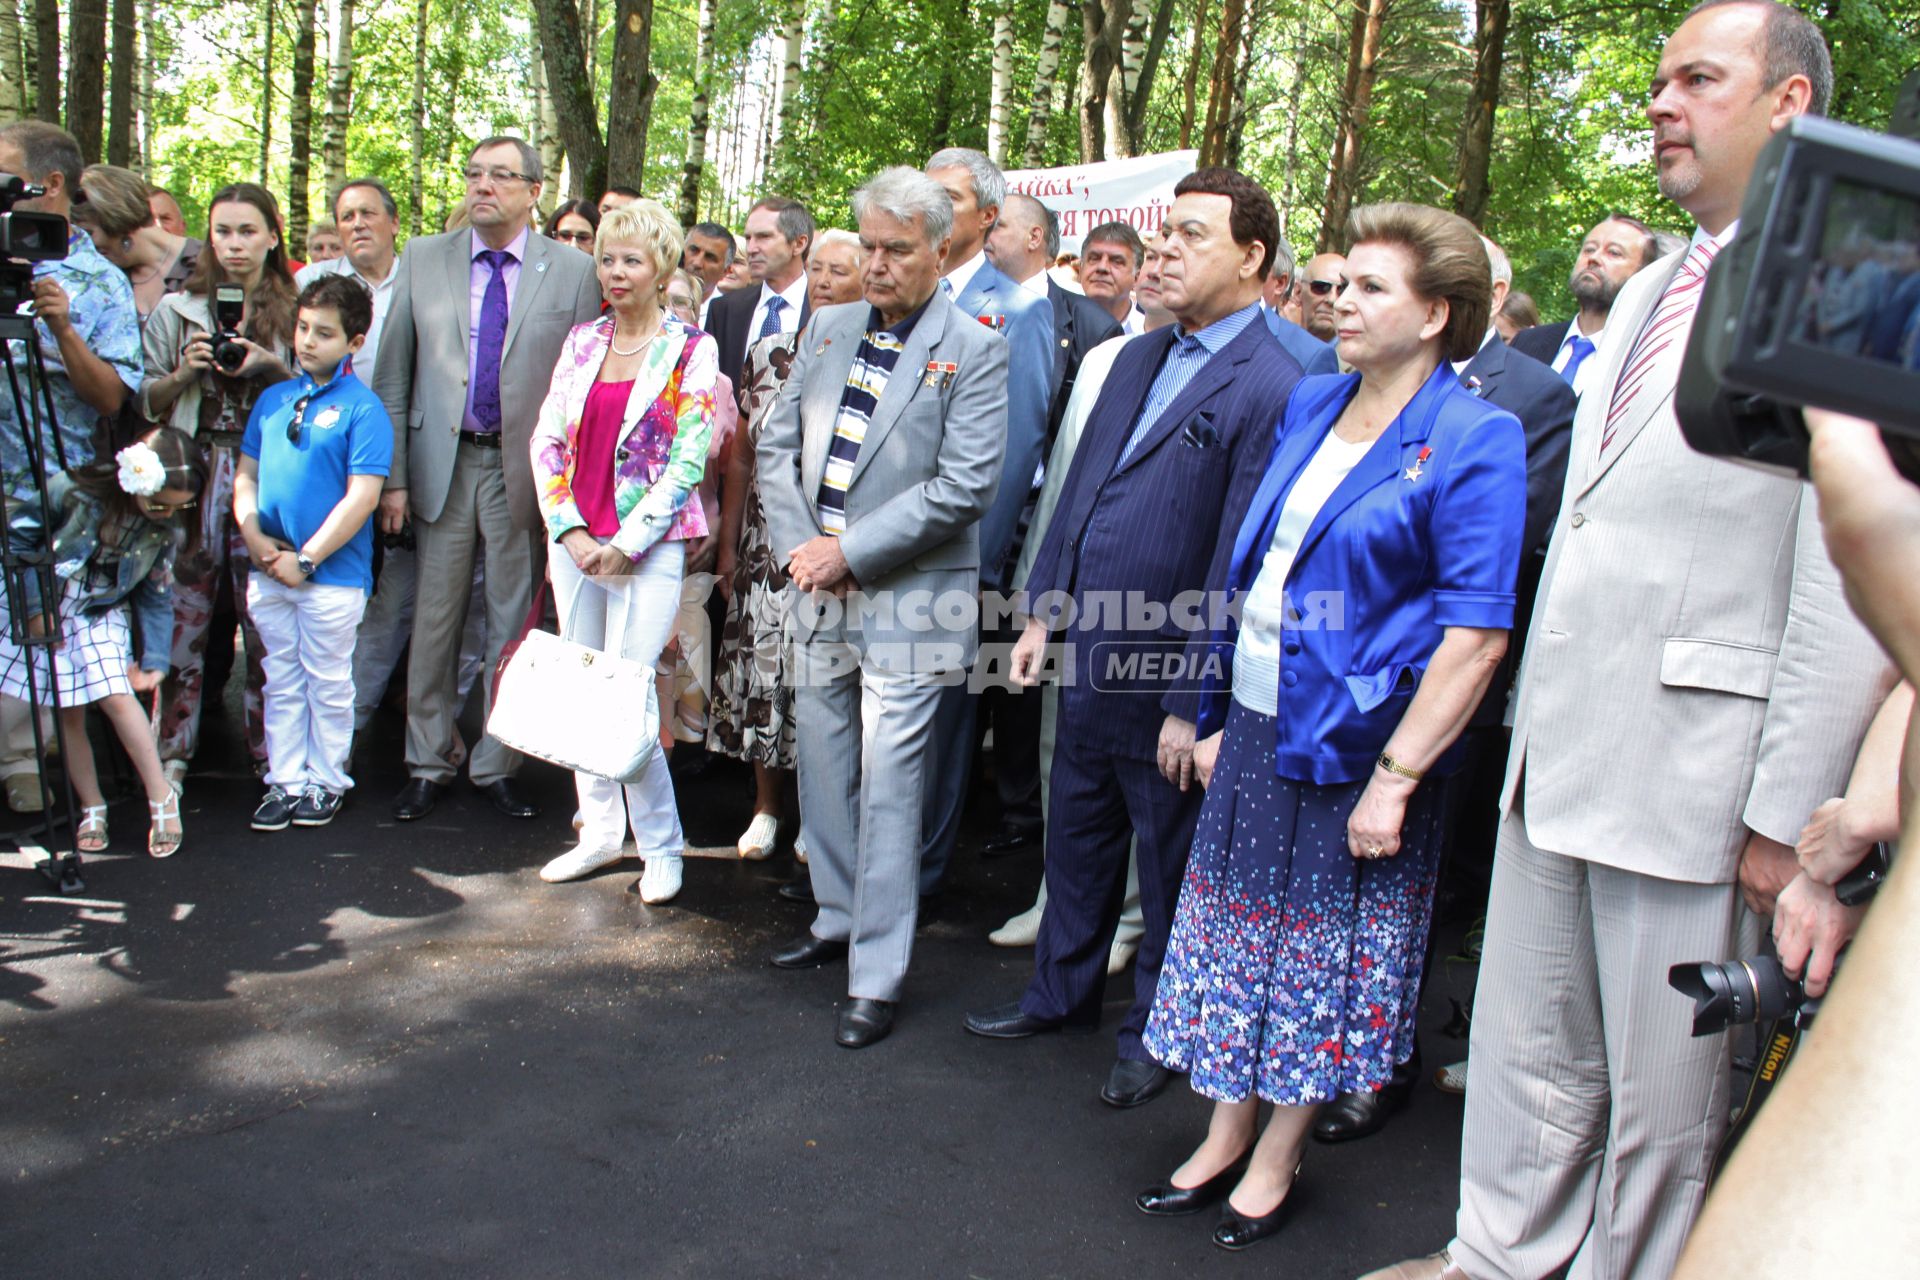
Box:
[1366,4,1891,1278]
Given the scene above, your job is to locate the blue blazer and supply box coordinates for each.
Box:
[1194,365,1527,784]
[953,258,1054,590]
[1262,305,1342,376]
[1025,313,1306,761]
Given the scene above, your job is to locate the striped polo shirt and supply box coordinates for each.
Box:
[816,301,928,535]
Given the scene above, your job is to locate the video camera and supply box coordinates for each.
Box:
[1677,70,1920,478]
[0,172,69,312]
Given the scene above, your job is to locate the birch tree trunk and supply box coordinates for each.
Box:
[987,4,1015,165]
[138,0,157,170]
[0,0,26,123]
[531,22,565,213]
[66,0,107,161]
[1122,0,1176,152]
[1022,0,1071,166]
[1224,0,1257,168]
[1276,14,1309,227]
[288,0,318,256]
[258,0,275,185]
[33,0,59,124]
[605,0,655,188]
[408,0,427,234]
[775,0,805,150]
[106,0,133,162]
[677,0,716,226]
[1079,0,1131,163]
[1450,0,1509,226]
[321,0,354,204]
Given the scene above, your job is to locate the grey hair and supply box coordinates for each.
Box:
[852,167,955,247]
[925,146,1007,212]
[812,227,862,256]
[1269,240,1297,286]
[467,135,542,185]
[1685,0,1833,116]
[1652,229,1691,259]
[1002,192,1060,258]
[1479,234,1513,288]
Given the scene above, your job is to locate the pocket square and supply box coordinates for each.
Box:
[1180,413,1222,448]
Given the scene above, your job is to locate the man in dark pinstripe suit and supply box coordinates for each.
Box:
[961,169,1308,1109]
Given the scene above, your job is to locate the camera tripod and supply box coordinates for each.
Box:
[2,298,88,894]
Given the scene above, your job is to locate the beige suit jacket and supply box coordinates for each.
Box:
[1503,245,1891,884]
[370,229,603,530]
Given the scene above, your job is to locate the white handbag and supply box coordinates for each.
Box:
[486,589,660,784]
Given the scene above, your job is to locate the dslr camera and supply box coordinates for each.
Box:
[209,282,250,375]
[0,171,70,312]
[1678,71,1920,477]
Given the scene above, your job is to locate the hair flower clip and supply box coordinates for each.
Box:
[116,441,167,497]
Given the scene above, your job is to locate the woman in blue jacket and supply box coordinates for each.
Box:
[1135,204,1527,1250]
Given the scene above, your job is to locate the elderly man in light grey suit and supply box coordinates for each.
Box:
[372,136,603,823]
[1365,6,1891,1280]
[757,166,1008,1050]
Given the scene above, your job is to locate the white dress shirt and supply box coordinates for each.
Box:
[1015,269,1050,299]
[944,249,988,300]
[1121,302,1147,336]
[297,252,401,377]
[748,273,808,342]
[1550,319,1608,397]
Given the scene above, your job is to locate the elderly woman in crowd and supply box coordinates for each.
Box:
[141,182,298,788]
[530,199,719,904]
[73,164,202,325]
[1134,203,1525,1251]
[708,227,865,862]
[545,198,601,255]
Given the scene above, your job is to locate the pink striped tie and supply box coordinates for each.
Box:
[1601,238,1720,453]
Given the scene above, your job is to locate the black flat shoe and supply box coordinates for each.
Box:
[777,874,815,903]
[836,998,895,1048]
[1212,1182,1302,1251]
[478,778,541,819]
[963,1001,1096,1039]
[1313,1048,1419,1143]
[770,935,848,970]
[1135,1153,1251,1217]
[392,778,443,821]
[980,820,1042,856]
[1100,1057,1174,1109]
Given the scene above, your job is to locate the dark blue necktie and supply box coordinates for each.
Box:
[1559,333,1596,387]
[473,249,512,430]
[757,294,787,341]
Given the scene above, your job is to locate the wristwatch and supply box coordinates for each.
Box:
[1377,752,1424,782]
[296,552,318,578]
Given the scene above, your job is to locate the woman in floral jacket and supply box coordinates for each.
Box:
[529,199,718,904]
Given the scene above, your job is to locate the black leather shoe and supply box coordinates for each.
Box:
[963,1001,1096,1039]
[1313,1049,1419,1143]
[836,998,895,1048]
[1136,1153,1250,1217]
[1101,1057,1174,1109]
[770,935,848,970]
[1212,1184,1301,1251]
[392,778,443,821]
[980,820,1042,856]
[478,778,541,819]
[777,874,815,903]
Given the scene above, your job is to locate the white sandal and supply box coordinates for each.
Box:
[76,804,109,853]
[148,786,183,858]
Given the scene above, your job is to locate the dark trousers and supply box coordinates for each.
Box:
[1020,710,1202,1061]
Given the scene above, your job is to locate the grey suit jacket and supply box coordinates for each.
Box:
[371,229,603,530]
[1503,247,1891,883]
[757,293,1008,666]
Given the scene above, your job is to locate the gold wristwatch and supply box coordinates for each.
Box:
[1377,752,1424,782]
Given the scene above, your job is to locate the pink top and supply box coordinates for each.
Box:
[573,378,634,537]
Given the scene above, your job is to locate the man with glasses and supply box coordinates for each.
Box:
[371,136,603,822]
[1299,250,1346,343]
[1258,242,1339,375]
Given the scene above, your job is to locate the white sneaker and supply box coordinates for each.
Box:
[638,855,683,904]
[988,903,1043,947]
[1107,938,1139,977]
[539,843,627,883]
[1434,1060,1468,1095]
[737,812,780,860]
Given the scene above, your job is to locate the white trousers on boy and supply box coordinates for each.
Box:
[249,576,367,794]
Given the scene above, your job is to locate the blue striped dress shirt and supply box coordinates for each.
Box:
[1119,302,1264,461]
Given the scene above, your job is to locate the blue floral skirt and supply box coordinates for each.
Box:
[1142,699,1444,1105]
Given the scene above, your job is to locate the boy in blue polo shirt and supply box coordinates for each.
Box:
[235,275,392,830]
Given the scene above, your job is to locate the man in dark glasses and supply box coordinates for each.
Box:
[1301,250,1347,343]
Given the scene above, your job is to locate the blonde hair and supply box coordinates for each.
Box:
[595,198,683,284]
[75,164,157,238]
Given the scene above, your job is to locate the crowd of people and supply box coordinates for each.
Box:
[1,0,1909,1270]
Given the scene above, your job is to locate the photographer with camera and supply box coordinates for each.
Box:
[140,182,297,789]
[0,121,144,816]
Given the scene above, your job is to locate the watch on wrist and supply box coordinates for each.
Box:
[1377,752,1424,782]
[296,553,318,578]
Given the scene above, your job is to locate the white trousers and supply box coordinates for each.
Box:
[248,576,367,794]
[550,540,685,859]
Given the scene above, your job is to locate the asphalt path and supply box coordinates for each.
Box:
[1,696,1473,1277]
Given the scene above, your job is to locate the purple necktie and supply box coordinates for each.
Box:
[473,248,512,431]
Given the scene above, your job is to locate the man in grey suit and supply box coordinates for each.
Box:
[371,136,603,822]
[758,167,1008,1049]
[1366,6,1889,1279]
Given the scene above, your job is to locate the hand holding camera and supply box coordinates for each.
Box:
[1772,871,1865,999]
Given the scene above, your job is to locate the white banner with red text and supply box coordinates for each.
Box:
[1003,150,1199,254]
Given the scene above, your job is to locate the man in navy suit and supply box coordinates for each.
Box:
[1510,213,1661,397]
[703,196,814,386]
[915,148,1057,897]
[962,168,1307,1109]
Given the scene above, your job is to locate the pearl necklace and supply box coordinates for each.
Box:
[610,319,663,357]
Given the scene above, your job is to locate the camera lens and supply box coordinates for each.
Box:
[1669,956,1805,1035]
[213,339,247,373]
